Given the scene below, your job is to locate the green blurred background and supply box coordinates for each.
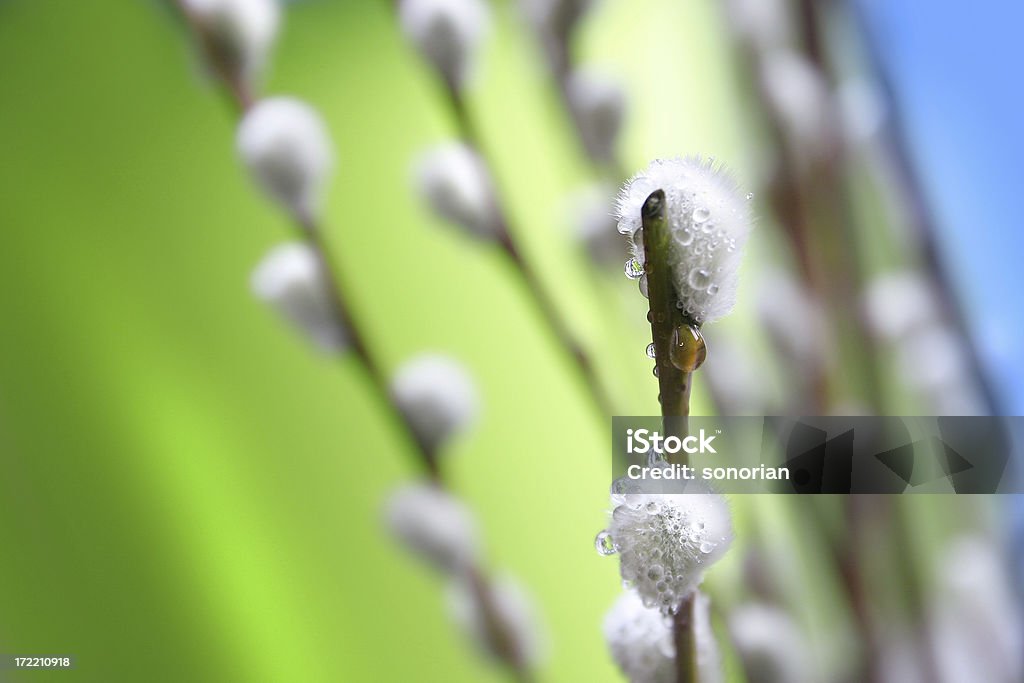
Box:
[0,1,1013,682]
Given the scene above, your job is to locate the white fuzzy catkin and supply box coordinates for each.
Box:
[399,0,489,89]
[567,68,626,162]
[895,325,968,394]
[415,142,500,239]
[384,482,479,573]
[604,590,721,683]
[446,572,545,669]
[237,97,334,222]
[729,604,811,683]
[183,0,280,85]
[758,49,832,162]
[931,536,1023,683]
[838,78,886,145]
[250,242,347,351]
[568,183,624,266]
[702,336,770,415]
[862,270,939,341]
[391,354,479,451]
[693,591,723,683]
[603,590,676,683]
[755,268,826,366]
[615,157,753,323]
[521,0,594,31]
[606,480,733,612]
[722,0,792,55]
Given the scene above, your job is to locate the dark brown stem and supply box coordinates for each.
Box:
[793,0,887,415]
[440,81,615,418]
[171,9,536,679]
[466,568,536,683]
[671,594,700,683]
[169,0,441,479]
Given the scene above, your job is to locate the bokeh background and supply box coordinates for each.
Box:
[1,0,1021,681]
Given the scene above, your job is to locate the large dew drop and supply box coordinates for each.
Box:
[595,530,617,556]
[624,258,645,280]
[645,343,656,359]
[670,324,707,372]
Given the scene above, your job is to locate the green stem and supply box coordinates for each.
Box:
[640,190,694,449]
[640,190,700,683]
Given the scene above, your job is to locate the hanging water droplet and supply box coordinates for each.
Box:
[638,275,649,298]
[624,257,644,280]
[691,207,710,224]
[699,541,715,554]
[647,564,664,581]
[652,365,659,377]
[687,268,712,290]
[745,192,754,201]
[595,530,617,556]
[645,343,656,359]
[670,324,708,372]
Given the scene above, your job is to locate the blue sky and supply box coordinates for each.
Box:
[860,0,1024,414]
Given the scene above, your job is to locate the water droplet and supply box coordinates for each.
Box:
[670,324,708,372]
[692,207,710,224]
[647,564,664,581]
[645,343,656,359]
[674,228,694,247]
[707,283,720,296]
[595,530,617,556]
[699,541,715,554]
[624,257,644,280]
[745,192,754,201]
[687,268,712,290]
[638,275,649,298]
[652,365,659,377]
